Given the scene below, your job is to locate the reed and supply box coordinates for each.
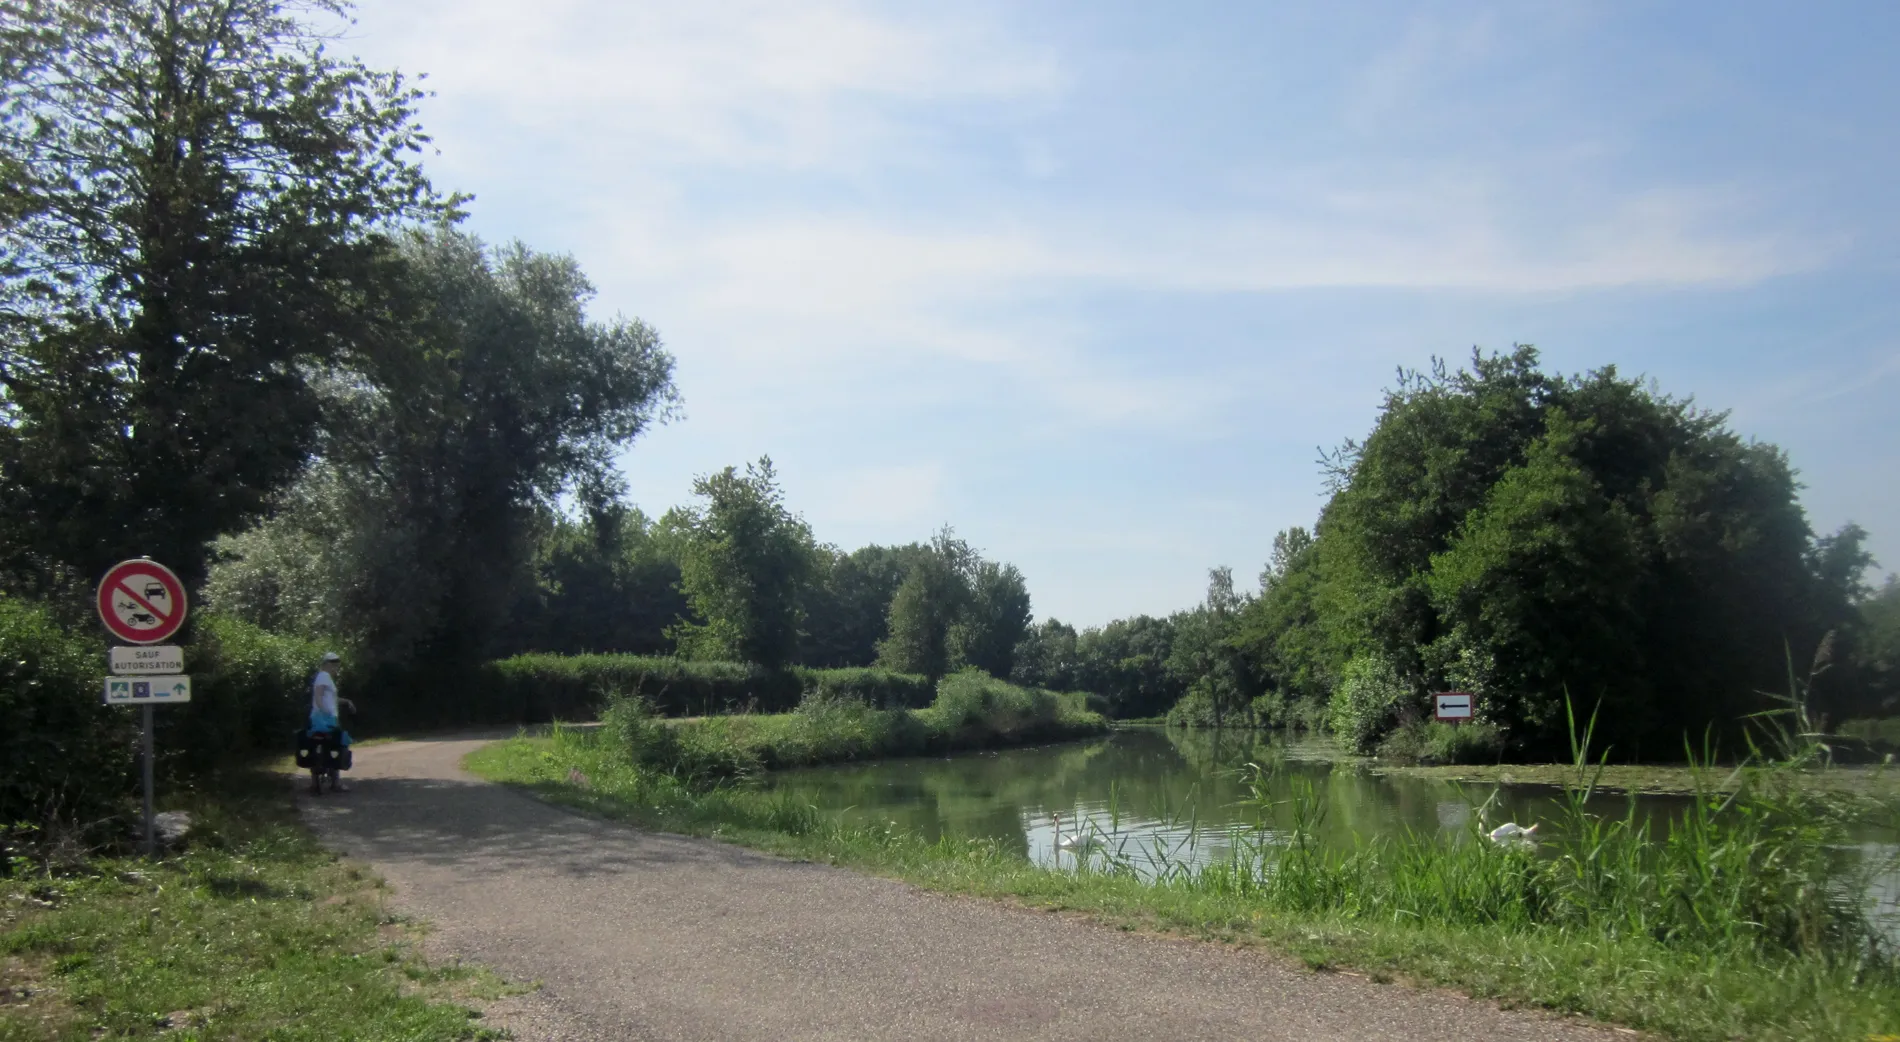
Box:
[469,691,1900,1041]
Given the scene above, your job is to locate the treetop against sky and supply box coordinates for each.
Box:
[337,0,1899,625]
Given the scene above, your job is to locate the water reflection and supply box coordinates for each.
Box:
[761,728,1898,939]
[764,727,1709,868]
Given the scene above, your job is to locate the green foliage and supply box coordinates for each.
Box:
[1163,568,1254,728]
[484,654,804,721]
[0,0,446,586]
[804,667,935,710]
[1010,617,1080,690]
[177,614,330,768]
[876,528,975,680]
[1848,576,1900,718]
[0,597,131,848]
[1234,527,1336,712]
[595,670,1107,782]
[1375,720,1505,765]
[949,561,1033,679]
[1230,347,1870,755]
[1327,654,1413,754]
[796,543,928,668]
[206,228,678,692]
[669,457,815,670]
[0,774,511,1038]
[0,602,332,864]
[1422,412,1648,744]
[509,502,687,657]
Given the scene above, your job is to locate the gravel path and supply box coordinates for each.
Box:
[299,736,1632,1042]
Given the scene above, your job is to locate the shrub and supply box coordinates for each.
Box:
[924,668,1064,739]
[483,654,804,722]
[1376,719,1506,764]
[481,655,935,724]
[176,614,331,768]
[0,596,134,854]
[803,667,933,710]
[602,669,1109,783]
[1327,654,1414,753]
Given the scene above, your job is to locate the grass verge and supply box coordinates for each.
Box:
[608,669,1109,781]
[0,771,520,1041]
[1379,761,1900,796]
[468,721,1900,1042]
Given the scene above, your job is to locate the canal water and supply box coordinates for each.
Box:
[762,727,1899,934]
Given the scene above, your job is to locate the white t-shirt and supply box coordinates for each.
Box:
[312,670,339,717]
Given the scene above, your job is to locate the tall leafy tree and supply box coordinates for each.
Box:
[207,229,678,672]
[508,498,687,657]
[950,560,1032,679]
[670,457,815,670]
[1164,567,1254,729]
[1011,617,1079,691]
[1851,576,1900,719]
[876,527,975,681]
[1307,346,1860,754]
[797,542,930,668]
[1073,614,1180,718]
[0,0,446,587]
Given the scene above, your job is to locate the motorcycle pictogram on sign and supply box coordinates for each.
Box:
[96,559,189,645]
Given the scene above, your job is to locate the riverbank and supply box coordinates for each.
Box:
[1379,760,1900,795]
[469,726,1900,1042]
[0,771,517,1040]
[610,669,1109,780]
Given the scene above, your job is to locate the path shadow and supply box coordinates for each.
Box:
[298,771,791,883]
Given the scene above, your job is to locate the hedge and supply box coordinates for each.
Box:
[2,601,337,863]
[479,654,940,722]
[802,667,935,710]
[0,596,134,845]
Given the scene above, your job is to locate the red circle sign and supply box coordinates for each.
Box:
[96,559,189,644]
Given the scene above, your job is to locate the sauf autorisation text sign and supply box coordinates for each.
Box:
[97,558,193,855]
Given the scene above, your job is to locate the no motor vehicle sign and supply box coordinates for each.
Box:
[96,559,189,644]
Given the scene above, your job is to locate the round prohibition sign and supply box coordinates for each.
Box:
[96,559,189,644]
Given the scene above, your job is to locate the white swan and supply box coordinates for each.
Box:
[1051,812,1102,853]
[1487,822,1539,845]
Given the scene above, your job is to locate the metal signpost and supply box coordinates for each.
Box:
[97,559,190,856]
[1434,691,1474,724]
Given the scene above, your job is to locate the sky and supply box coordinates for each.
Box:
[342,0,1900,628]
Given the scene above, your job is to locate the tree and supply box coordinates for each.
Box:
[1164,567,1253,729]
[1303,346,1857,754]
[1011,617,1079,690]
[797,542,929,668]
[207,229,678,674]
[508,499,688,657]
[1235,526,1336,714]
[1851,576,1900,719]
[1422,412,1648,747]
[1073,614,1181,718]
[0,0,446,588]
[949,560,1032,679]
[877,527,975,680]
[670,457,815,670]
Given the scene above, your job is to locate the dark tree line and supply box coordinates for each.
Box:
[498,460,1036,682]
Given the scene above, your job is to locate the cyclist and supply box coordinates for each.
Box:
[309,652,357,791]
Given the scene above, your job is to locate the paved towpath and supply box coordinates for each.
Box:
[299,737,1631,1042]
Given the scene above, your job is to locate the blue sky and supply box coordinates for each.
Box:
[344,0,1900,627]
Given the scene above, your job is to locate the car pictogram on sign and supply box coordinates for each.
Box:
[96,560,189,644]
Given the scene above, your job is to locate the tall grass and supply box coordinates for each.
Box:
[1083,698,1896,970]
[471,709,1900,1042]
[602,668,1109,783]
